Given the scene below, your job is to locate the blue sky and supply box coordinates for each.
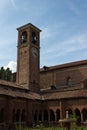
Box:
[0,0,87,72]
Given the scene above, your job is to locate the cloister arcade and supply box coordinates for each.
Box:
[33,108,87,125]
[0,107,87,125]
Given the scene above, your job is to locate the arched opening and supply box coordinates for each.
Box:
[32,32,37,43]
[82,108,87,121]
[68,109,73,118]
[16,109,21,122]
[21,109,25,122]
[34,110,38,122]
[50,109,55,121]
[75,108,81,125]
[56,109,60,121]
[21,31,27,44]
[44,110,48,121]
[0,108,4,123]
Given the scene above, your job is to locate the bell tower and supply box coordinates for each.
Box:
[16,23,41,92]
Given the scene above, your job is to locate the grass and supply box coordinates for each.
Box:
[0,123,87,130]
[15,125,87,130]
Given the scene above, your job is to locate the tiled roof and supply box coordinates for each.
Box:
[0,80,28,90]
[0,80,41,100]
[40,59,87,72]
[0,80,87,101]
[0,87,41,100]
[17,23,41,32]
[43,89,87,100]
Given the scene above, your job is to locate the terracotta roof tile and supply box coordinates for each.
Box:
[43,89,87,100]
[40,59,87,72]
[0,85,41,100]
[0,80,28,90]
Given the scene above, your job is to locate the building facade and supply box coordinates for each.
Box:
[0,23,87,126]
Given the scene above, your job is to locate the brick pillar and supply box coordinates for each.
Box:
[5,97,13,124]
[59,100,63,127]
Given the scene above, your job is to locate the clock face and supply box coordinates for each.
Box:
[31,48,38,58]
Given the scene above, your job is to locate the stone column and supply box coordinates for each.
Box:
[55,112,57,122]
[66,110,69,119]
[81,112,83,122]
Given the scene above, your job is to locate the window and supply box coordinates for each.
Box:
[67,77,72,86]
[32,32,37,43]
[21,31,27,44]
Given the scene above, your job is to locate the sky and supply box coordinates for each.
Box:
[0,0,87,72]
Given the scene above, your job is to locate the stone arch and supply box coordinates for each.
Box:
[49,109,55,121]
[74,108,81,124]
[56,109,60,121]
[82,108,87,121]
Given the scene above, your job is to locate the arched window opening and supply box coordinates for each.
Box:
[32,32,37,43]
[21,31,27,44]
[67,77,72,86]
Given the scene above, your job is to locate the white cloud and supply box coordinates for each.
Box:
[4,61,17,72]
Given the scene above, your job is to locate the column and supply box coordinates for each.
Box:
[55,112,57,122]
[81,112,83,122]
[60,100,63,119]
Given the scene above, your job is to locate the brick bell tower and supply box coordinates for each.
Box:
[16,23,41,92]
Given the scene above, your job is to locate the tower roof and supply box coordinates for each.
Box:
[17,23,41,32]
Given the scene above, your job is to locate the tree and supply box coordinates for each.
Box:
[0,67,12,81]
